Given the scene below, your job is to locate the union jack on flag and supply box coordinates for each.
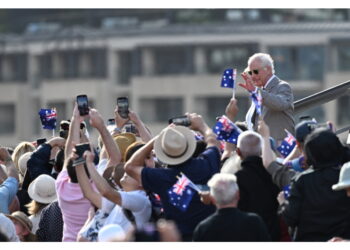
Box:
[168,174,196,212]
[38,108,57,130]
[251,89,263,116]
[213,115,242,145]
[277,130,296,158]
[220,68,236,89]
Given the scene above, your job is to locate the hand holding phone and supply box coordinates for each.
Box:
[72,143,91,166]
[76,95,89,116]
[168,115,191,127]
[117,97,129,119]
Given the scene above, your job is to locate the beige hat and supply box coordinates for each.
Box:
[18,152,32,177]
[6,211,33,232]
[154,126,196,165]
[332,162,350,191]
[28,174,57,204]
[113,133,137,162]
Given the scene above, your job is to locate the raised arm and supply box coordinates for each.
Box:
[64,103,85,161]
[124,136,157,185]
[89,108,121,167]
[258,119,276,168]
[188,113,221,151]
[84,152,122,206]
[0,147,19,181]
[75,150,101,209]
[128,110,152,142]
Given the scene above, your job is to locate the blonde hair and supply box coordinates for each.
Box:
[25,200,47,216]
[12,142,35,182]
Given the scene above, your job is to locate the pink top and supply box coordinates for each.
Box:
[56,169,94,242]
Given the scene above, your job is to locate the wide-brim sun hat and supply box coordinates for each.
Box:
[28,174,57,204]
[332,162,350,191]
[6,211,33,232]
[154,126,196,166]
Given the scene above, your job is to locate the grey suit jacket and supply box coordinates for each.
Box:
[253,75,295,142]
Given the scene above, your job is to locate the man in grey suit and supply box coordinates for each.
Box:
[239,53,295,143]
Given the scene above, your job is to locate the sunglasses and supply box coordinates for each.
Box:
[247,69,260,75]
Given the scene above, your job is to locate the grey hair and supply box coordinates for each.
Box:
[237,130,263,158]
[248,53,275,74]
[208,173,239,206]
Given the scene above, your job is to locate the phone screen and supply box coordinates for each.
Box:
[77,95,89,116]
[117,97,129,119]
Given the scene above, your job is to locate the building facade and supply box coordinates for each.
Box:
[1,21,350,146]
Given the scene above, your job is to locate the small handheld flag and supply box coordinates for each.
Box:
[168,173,198,212]
[38,108,57,130]
[213,115,242,145]
[220,68,236,89]
[277,130,296,158]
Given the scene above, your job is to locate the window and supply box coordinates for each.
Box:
[62,50,80,79]
[206,44,257,74]
[337,45,350,71]
[269,46,325,81]
[118,51,133,84]
[337,95,350,126]
[153,46,194,75]
[0,104,15,134]
[139,98,183,123]
[39,53,53,79]
[89,49,107,78]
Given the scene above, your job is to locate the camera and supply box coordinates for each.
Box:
[72,143,91,167]
[124,123,137,134]
[36,138,47,146]
[76,95,89,116]
[59,120,70,139]
[117,97,129,119]
[168,115,191,127]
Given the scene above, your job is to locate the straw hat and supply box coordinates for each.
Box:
[6,211,33,232]
[113,133,137,162]
[332,162,350,191]
[28,174,57,204]
[154,126,196,165]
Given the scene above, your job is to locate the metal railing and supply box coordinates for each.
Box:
[293,80,350,135]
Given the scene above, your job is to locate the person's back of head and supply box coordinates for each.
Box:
[295,120,317,147]
[236,131,262,159]
[304,128,344,169]
[208,173,239,207]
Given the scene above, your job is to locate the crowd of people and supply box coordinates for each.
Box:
[1,52,350,242]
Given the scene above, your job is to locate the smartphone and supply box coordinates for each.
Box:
[76,95,89,116]
[72,143,91,166]
[124,123,137,134]
[107,118,115,126]
[347,130,350,145]
[168,115,191,127]
[36,138,47,146]
[117,97,129,119]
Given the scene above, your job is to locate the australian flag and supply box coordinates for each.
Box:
[38,108,57,130]
[277,130,296,158]
[251,90,263,116]
[168,174,195,212]
[220,68,236,89]
[213,115,242,145]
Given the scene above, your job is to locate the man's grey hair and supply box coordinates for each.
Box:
[237,130,263,158]
[248,53,275,74]
[208,173,239,206]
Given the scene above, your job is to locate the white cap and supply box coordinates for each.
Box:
[98,224,126,242]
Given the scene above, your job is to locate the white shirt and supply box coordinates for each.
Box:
[102,190,151,231]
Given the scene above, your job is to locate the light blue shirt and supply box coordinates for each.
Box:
[0,177,19,214]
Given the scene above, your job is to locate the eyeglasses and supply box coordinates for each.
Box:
[247,69,260,75]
